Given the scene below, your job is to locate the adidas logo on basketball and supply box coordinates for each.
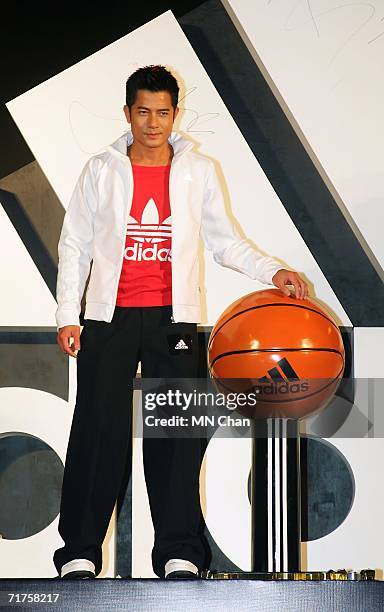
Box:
[254,358,309,395]
[124,198,172,262]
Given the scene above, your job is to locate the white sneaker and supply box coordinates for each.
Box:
[60,559,95,579]
[165,559,199,579]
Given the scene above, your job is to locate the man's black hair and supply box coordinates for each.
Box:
[126,65,179,109]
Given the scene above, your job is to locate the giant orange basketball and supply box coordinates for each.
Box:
[208,289,345,418]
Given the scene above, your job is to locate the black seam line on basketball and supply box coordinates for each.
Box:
[210,347,344,369]
[208,304,340,350]
[251,369,344,404]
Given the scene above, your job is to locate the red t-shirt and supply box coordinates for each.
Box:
[116,164,172,307]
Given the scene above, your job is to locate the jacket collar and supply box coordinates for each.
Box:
[106,130,194,161]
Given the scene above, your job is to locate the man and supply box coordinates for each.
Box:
[53,65,308,580]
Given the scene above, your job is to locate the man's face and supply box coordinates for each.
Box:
[124,89,178,149]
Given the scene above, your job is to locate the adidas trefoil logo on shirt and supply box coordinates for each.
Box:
[124,198,172,262]
[175,339,189,350]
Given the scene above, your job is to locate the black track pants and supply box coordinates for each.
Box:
[53,306,206,577]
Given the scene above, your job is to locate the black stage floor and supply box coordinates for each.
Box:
[0,578,383,612]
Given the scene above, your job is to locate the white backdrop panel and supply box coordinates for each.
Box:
[223,0,384,272]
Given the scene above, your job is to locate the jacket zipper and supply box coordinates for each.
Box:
[110,154,134,318]
[169,154,178,324]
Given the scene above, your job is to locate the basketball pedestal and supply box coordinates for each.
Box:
[203,416,302,580]
[251,418,301,573]
[203,413,377,581]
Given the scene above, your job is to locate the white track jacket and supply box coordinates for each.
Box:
[56,131,282,328]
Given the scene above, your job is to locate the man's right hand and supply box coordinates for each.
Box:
[57,325,81,358]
